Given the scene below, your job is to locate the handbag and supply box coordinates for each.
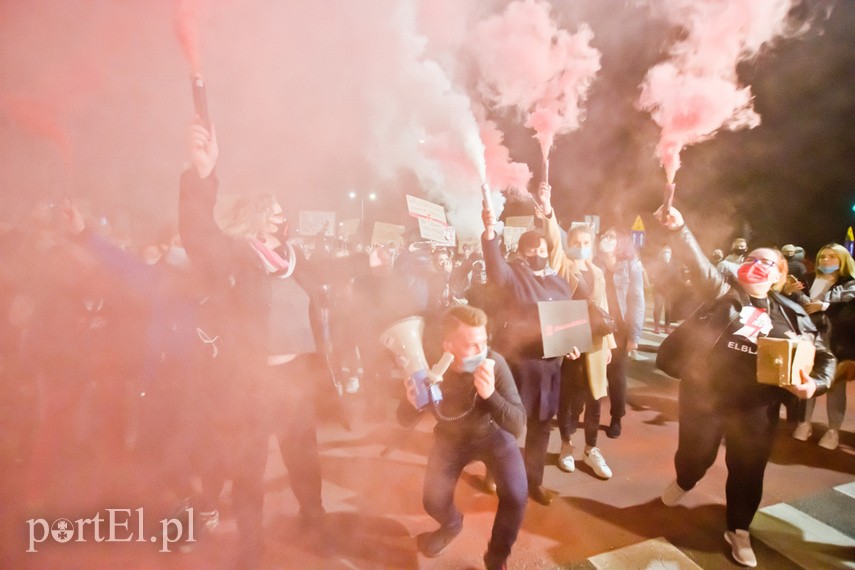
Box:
[587,300,617,337]
[574,274,617,337]
[656,298,739,379]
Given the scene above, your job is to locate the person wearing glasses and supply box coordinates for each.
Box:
[655,205,834,568]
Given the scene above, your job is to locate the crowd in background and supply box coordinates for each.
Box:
[1,181,853,567]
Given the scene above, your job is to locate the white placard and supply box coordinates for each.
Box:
[406,194,447,225]
[418,218,456,246]
[299,210,336,236]
[585,215,600,235]
[338,218,360,239]
[504,226,527,252]
[371,222,406,247]
[505,215,534,229]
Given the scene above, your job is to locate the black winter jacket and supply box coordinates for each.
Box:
[666,225,834,410]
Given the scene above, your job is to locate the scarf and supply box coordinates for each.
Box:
[250,239,295,278]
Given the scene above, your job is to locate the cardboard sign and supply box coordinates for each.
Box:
[503,226,527,252]
[458,239,480,254]
[538,300,593,357]
[419,218,456,246]
[338,218,360,239]
[371,222,406,247]
[585,215,600,235]
[406,195,447,225]
[505,215,534,229]
[299,210,336,236]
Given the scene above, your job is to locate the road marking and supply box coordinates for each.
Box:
[753,503,855,569]
[835,481,855,500]
[589,537,703,569]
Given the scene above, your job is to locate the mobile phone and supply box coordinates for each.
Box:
[191,74,209,128]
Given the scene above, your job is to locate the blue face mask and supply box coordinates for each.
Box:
[566,246,592,261]
[819,264,839,274]
[460,346,488,373]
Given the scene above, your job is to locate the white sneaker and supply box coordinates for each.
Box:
[345,376,360,394]
[558,442,575,473]
[198,509,219,531]
[792,422,812,441]
[724,529,757,567]
[661,480,687,506]
[583,447,612,479]
[818,429,840,450]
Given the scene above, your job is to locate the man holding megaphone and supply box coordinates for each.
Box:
[396,305,526,570]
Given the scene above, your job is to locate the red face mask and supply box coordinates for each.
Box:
[737,261,775,284]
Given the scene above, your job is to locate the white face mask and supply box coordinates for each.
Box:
[599,238,616,253]
[459,346,489,373]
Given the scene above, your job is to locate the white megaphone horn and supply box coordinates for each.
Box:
[379,316,454,409]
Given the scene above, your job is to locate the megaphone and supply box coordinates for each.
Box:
[379,316,454,409]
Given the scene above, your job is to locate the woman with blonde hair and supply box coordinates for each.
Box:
[790,243,855,449]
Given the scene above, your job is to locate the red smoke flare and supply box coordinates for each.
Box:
[174,0,202,71]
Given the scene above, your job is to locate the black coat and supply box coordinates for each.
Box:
[481,234,570,420]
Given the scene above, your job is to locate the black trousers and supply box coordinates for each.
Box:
[606,329,628,421]
[674,381,779,531]
[269,355,325,519]
[424,429,527,565]
[195,350,269,568]
[558,357,600,447]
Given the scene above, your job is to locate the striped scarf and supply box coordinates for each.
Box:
[250,238,292,276]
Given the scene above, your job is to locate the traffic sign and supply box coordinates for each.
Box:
[631,215,645,248]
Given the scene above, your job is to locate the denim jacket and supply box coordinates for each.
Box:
[608,258,646,345]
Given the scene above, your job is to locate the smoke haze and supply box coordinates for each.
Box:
[0,0,850,253]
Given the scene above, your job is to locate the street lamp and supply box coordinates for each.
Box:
[348,190,378,240]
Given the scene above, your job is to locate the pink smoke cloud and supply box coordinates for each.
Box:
[471,0,601,161]
[174,0,203,72]
[638,0,798,183]
[480,119,532,198]
[0,96,72,166]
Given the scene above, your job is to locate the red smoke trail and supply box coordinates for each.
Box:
[174,0,202,72]
[638,0,797,185]
[480,119,532,198]
[472,0,601,183]
[0,96,73,168]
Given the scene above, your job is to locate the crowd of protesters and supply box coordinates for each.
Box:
[1,125,852,568]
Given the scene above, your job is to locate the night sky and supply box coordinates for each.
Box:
[1,0,852,258]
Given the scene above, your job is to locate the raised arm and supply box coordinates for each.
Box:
[536,182,573,278]
[178,122,234,280]
[481,199,514,287]
[655,205,730,300]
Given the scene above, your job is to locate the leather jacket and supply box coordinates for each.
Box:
[668,224,834,398]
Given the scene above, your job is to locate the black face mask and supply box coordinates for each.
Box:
[525,255,548,272]
[734,247,747,255]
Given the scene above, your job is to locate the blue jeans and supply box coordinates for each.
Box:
[423,428,527,564]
